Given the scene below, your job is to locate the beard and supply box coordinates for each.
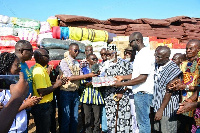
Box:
[125,58,131,61]
[108,54,116,63]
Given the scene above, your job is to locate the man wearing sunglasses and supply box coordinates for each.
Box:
[59,43,97,133]
[100,44,133,132]
[114,32,155,133]
[15,40,34,133]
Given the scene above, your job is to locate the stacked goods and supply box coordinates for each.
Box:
[80,40,107,59]
[112,36,129,58]
[0,15,14,36]
[182,23,200,43]
[37,21,53,44]
[1,13,200,57]
[40,38,86,60]
[149,37,186,50]
[112,36,151,58]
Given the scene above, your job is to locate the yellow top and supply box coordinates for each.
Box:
[32,63,53,104]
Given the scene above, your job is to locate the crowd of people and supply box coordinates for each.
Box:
[0,32,200,133]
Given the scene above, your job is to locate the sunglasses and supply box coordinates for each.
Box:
[100,53,106,56]
[129,39,139,44]
[91,58,98,61]
[19,48,33,53]
[106,52,116,56]
[74,49,80,53]
[85,49,93,52]
[124,51,132,55]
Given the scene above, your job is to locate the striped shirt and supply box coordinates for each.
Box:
[153,60,182,117]
[80,66,104,105]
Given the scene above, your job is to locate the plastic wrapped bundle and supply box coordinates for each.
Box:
[69,27,108,42]
[0,23,13,28]
[0,35,20,47]
[48,49,85,60]
[11,17,40,30]
[47,16,58,28]
[52,26,60,39]
[0,15,10,24]
[93,29,108,42]
[40,38,85,52]
[92,77,116,87]
[60,27,69,40]
[37,32,53,44]
[0,27,14,36]
[107,32,117,43]
[40,21,51,34]
[18,29,38,42]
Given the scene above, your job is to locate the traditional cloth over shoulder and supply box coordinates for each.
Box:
[60,51,80,91]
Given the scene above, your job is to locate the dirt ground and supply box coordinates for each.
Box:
[28,108,83,133]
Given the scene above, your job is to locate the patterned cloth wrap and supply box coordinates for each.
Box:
[180,58,200,117]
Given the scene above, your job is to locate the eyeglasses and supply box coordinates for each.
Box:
[91,58,98,61]
[106,52,116,56]
[124,51,132,55]
[85,49,93,52]
[19,48,33,53]
[100,53,106,56]
[74,49,79,53]
[129,39,139,44]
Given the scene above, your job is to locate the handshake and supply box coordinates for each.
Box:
[167,78,194,91]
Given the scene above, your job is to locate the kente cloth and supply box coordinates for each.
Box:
[153,60,182,117]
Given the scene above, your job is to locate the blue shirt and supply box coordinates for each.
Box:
[20,62,33,97]
[80,66,104,105]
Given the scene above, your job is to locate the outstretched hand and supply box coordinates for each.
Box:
[115,76,123,82]
[54,75,63,88]
[113,80,122,87]
[88,72,99,78]
[23,93,42,109]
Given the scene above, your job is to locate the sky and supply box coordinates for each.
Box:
[0,0,200,21]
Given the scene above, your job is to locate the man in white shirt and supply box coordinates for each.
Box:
[114,32,155,133]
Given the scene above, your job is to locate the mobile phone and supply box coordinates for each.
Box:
[0,75,19,90]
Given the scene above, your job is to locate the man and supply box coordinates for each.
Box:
[31,48,63,133]
[124,46,136,62]
[80,45,93,68]
[100,48,107,63]
[59,43,97,133]
[176,40,200,132]
[114,32,155,133]
[15,40,33,97]
[102,44,133,132]
[172,53,186,67]
[15,40,34,132]
[152,46,182,133]
[99,48,108,132]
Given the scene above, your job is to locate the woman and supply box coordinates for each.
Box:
[0,52,41,132]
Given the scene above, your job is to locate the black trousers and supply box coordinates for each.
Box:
[83,104,101,133]
[177,114,195,133]
[31,102,53,133]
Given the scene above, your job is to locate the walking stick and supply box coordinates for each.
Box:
[113,87,128,133]
[113,94,120,133]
